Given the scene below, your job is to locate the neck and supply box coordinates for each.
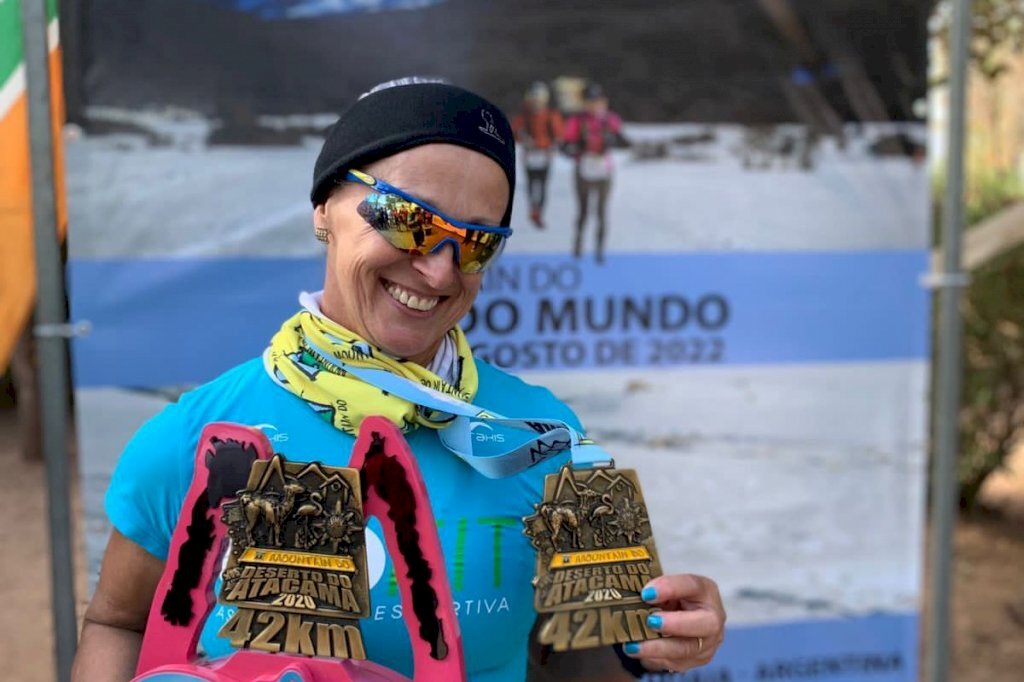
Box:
[408,342,443,368]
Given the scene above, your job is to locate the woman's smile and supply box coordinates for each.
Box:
[382,279,442,313]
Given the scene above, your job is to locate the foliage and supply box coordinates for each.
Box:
[930,169,1022,240]
[932,0,1024,82]
[937,167,1024,511]
[966,169,1024,225]
[958,241,1024,511]
[932,0,1024,508]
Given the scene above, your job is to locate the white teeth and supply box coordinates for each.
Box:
[386,283,439,312]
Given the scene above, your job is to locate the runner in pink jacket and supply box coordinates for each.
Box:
[562,83,630,264]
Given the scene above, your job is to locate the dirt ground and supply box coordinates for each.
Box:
[1,408,1022,681]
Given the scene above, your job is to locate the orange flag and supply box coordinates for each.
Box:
[0,0,67,372]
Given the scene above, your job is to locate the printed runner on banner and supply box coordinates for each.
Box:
[218,454,370,660]
[523,464,663,652]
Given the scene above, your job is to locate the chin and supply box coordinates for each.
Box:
[376,331,440,364]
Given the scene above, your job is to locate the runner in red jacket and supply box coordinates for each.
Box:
[512,82,565,229]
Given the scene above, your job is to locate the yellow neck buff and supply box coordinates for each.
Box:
[267,311,478,434]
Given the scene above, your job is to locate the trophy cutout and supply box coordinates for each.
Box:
[133,416,465,682]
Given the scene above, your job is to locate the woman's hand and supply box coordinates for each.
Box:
[622,573,726,674]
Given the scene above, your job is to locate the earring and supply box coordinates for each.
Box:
[314,224,329,243]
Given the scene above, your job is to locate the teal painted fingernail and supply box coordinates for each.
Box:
[624,642,641,655]
[641,586,657,601]
[647,614,663,630]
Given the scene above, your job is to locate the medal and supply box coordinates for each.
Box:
[218,454,371,659]
[523,463,663,652]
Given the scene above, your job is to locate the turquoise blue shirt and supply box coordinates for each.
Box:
[105,357,581,681]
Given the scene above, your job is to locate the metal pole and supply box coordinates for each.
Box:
[20,0,78,679]
[927,1,972,682]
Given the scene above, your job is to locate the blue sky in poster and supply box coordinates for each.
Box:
[201,0,446,19]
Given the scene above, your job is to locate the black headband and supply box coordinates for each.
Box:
[311,83,517,226]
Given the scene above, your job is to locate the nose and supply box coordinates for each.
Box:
[411,241,461,288]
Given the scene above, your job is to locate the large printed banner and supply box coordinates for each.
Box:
[67,2,932,680]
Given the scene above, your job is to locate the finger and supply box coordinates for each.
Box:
[643,574,722,610]
[646,608,721,639]
[624,635,712,664]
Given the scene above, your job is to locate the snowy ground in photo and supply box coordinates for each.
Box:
[65,121,929,259]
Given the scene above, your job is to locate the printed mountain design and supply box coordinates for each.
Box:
[551,466,637,503]
[293,461,356,506]
[251,453,288,492]
[524,464,651,557]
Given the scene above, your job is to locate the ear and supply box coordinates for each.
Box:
[312,203,328,227]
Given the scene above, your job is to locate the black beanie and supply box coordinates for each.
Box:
[311,82,517,226]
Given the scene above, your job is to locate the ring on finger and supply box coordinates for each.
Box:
[696,636,704,654]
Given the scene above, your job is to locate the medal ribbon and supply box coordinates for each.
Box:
[297,334,615,479]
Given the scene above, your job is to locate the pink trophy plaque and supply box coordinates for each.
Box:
[133,416,466,682]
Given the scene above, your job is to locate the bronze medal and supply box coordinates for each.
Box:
[523,464,663,652]
[217,454,371,660]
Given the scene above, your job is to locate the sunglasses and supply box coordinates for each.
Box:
[346,169,512,274]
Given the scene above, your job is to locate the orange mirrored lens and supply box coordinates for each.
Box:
[357,193,505,273]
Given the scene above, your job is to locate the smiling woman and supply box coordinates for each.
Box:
[72,80,726,682]
[315,147,509,365]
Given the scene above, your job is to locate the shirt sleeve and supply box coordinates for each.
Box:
[104,401,196,560]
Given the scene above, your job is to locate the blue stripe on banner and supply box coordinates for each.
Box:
[467,251,931,370]
[682,612,918,682]
[69,256,325,388]
[68,250,930,388]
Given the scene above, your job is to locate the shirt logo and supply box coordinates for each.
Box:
[479,110,505,144]
[254,423,289,443]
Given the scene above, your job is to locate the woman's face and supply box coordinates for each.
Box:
[315,143,509,366]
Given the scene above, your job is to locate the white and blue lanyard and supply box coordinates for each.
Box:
[303,337,614,479]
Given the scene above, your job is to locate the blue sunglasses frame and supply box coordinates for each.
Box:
[344,169,512,274]
[346,170,513,237]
